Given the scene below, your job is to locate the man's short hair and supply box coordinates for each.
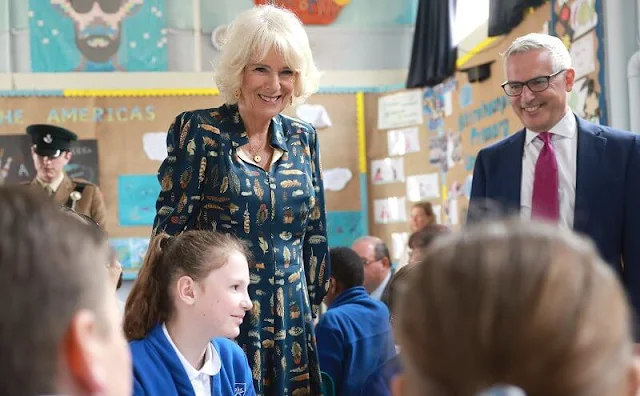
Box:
[0,186,111,395]
[329,247,365,289]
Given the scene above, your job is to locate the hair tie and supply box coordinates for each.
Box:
[476,385,526,396]
[160,236,173,250]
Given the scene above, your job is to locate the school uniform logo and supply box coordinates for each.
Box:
[234,383,247,396]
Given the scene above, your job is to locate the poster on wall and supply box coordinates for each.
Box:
[0,135,99,185]
[378,90,424,130]
[371,157,405,185]
[373,196,407,224]
[387,127,420,156]
[29,0,168,72]
[118,174,160,226]
[406,173,440,202]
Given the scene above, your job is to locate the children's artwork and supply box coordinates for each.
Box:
[406,173,440,202]
[429,135,447,168]
[295,104,333,129]
[29,0,168,72]
[446,198,459,226]
[110,237,150,280]
[326,211,364,247]
[446,131,463,169]
[433,204,442,224]
[373,196,407,224]
[371,157,405,185]
[0,135,99,185]
[568,76,589,117]
[391,232,409,261]
[423,79,457,131]
[570,0,597,39]
[118,174,160,226]
[463,175,473,199]
[570,33,596,80]
[387,127,420,156]
[322,168,352,191]
[459,83,473,109]
[378,90,424,130]
[142,132,168,161]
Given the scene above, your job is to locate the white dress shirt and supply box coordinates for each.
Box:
[162,324,221,396]
[370,270,392,301]
[520,110,578,229]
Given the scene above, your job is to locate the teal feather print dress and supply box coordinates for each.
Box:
[153,104,329,396]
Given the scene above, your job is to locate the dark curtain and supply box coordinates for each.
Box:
[406,0,457,89]
[488,0,547,37]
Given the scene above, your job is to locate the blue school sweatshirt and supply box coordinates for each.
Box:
[130,324,256,396]
[316,286,397,395]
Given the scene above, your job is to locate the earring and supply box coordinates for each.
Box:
[289,96,293,105]
[233,89,241,99]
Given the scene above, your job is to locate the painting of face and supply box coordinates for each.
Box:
[239,48,296,121]
[504,50,575,132]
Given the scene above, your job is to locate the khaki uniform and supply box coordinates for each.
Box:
[26,173,107,227]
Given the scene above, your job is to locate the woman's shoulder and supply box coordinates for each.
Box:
[278,113,316,135]
[172,105,231,132]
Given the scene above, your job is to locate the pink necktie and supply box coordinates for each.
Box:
[531,132,559,221]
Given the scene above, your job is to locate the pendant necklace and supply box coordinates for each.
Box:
[248,139,262,163]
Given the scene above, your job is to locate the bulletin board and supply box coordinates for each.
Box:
[0,93,362,249]
[365,3,578,262]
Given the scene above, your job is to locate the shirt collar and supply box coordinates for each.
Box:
[224,103,289,152]
[370,270,392,300]
[36,172,65,192]
[161,323,221,380]
[525,109,576,146]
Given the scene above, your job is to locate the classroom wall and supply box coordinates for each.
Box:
[365,1,608,261]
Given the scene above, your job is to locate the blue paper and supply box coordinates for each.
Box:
[326,211,365,248]
[459,83,473,109]
[110,237,149,280]
[29,0,168,72]
[118,174,160,226]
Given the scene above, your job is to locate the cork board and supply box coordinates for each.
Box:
[366,4,557,256]
[0,93,359,238]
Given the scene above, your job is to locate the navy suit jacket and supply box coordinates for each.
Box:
[469,115,640,319]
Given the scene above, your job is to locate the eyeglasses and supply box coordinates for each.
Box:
[501,69,567,97]
[361,257,381,266]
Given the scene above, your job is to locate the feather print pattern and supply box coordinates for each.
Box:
[151,106,328,396]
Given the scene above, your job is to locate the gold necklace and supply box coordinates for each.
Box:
[247,138,263,163]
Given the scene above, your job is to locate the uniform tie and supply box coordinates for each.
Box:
[44,184,55,197]
[531,132,559,221]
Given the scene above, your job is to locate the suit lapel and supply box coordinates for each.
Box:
[499,130,525,208]
[574,118,606,233]
[54,174,73,206]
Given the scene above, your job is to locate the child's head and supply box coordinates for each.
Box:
[394,220,639,396]
[124,231,252,341]
[324,247,365,306]
[60,206,123,290]
[383,265,414,320]
[407,224,449,265]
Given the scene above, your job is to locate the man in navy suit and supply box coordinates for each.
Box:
[469,33,640,320]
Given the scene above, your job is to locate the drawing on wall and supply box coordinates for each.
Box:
[371,157,405,185]
[406,173,440,202]
[253,0,350,24]
[373,196,407,224]
[0,135,99,185]
[569,0,597,39]
[423,79,456,131]
[29,0,168,72]
[391,232,409,261]
[110,237,149,279]
[429,135,447,169]
[118,174,160,226]
[387,127,420,156]
[322,168,352,191]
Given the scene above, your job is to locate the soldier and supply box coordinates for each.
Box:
[25,124,107,227]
